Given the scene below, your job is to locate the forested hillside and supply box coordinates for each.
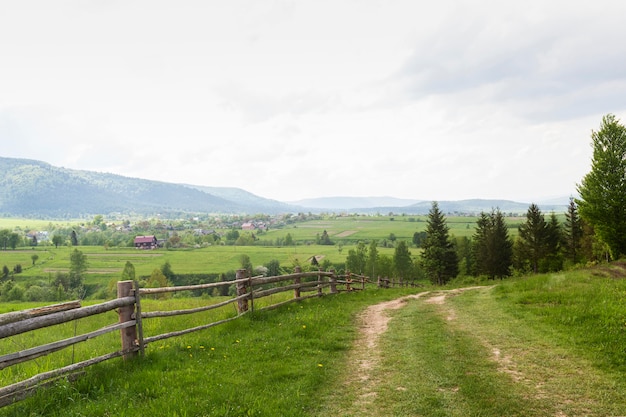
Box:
[0,157,291,217]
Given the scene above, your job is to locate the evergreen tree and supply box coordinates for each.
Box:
[70,230,78,246]
[473,209,513,279]
[121,261,136,282]
[516,203,549,273]
[160,261,175,281]
[421,202,458,285]
[544,212,563,271]
[563,197,583,264]
[577,114,626,258]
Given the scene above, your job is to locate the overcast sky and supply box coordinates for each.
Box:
[2,1,625,203]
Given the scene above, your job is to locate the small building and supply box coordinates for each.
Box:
[134,235,158,249]
[241,222,256,231]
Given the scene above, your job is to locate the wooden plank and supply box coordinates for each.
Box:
[143,315,241,344]
[0,301,81,326]
[0,349,134,399]
[138,276,253,295]
[256,293,320,312]
[0,297,135,339]
[141,294,246,319]
[0,321,135,370]
[252,271,333,286]
[253,281,324,299]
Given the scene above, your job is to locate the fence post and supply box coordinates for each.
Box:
[329,269,338,294]
[294,266,301,299]
[317,268,323,297]
[236,269,249,314]
[117,280,138,360]
[346,270,352,291]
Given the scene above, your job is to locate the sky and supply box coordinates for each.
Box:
[1,1,626,203]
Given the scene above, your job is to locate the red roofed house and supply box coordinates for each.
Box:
[134,235,158,249]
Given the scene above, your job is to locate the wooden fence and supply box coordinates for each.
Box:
[0,268,370,408]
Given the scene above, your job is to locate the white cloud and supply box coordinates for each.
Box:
[1,0,624,203]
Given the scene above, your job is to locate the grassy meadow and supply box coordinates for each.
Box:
[0,214,527,297]
[2,265,626,416]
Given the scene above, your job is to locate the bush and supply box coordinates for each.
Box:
[7,284,25,301]
[25,285,48,302]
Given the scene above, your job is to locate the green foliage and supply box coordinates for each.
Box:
[577,114,626,259]
[515,204,562,273]
[317,230,333,245]
[421,202,459,285]
[345,242,367,274]
[563,197,584,264]
[238,254,253,273]
[393,240,412,281]
[472,209,513,279]
[69,248,88,290]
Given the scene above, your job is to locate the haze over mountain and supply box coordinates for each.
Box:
[0,157,568,218]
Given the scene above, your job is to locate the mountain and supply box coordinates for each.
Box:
[0,157,570,218]
[0,157,295,217]
[286,196,568,214]
[357,199,569,215]
[184,185,296,212]
[288,196,422,210]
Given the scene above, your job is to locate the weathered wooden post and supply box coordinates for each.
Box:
[294,266,301,299]
[377,275,381,288]
[236,269,249,314]
[329,269,338,294]
[117,280,138,359]
[133,280,145,355]
[346,270,352,291]
[317,268,323,297]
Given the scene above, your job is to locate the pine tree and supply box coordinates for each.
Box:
[421,202,458,285]
[577,114,626,258]
[473,209,513,279]
[516,203,549,273]
[563,197,583,264]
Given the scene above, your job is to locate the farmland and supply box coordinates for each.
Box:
[0,214,525,277]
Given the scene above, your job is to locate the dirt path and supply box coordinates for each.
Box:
[344,287,488,413]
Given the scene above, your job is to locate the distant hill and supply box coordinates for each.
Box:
[288,196,422,210]
[0,157,295,218]
[0,157,570,218]
[287,196,568,214]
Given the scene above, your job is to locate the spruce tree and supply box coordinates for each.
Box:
[516,203,549,273]
[577,114,626,259]
[421,202,458,285]
[563,198,583,264]
[473,209,513,279]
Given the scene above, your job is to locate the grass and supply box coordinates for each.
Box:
[1,288,418,416]
[320,268,626,416]
[4,262,626,415]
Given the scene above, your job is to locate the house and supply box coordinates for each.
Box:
[134,235,158,249]
[241,222,256,231]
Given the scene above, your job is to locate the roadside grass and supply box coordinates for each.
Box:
[321,268,626,416]
[1,288,419,417]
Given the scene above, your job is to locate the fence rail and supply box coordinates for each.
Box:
[0,268,375,408]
